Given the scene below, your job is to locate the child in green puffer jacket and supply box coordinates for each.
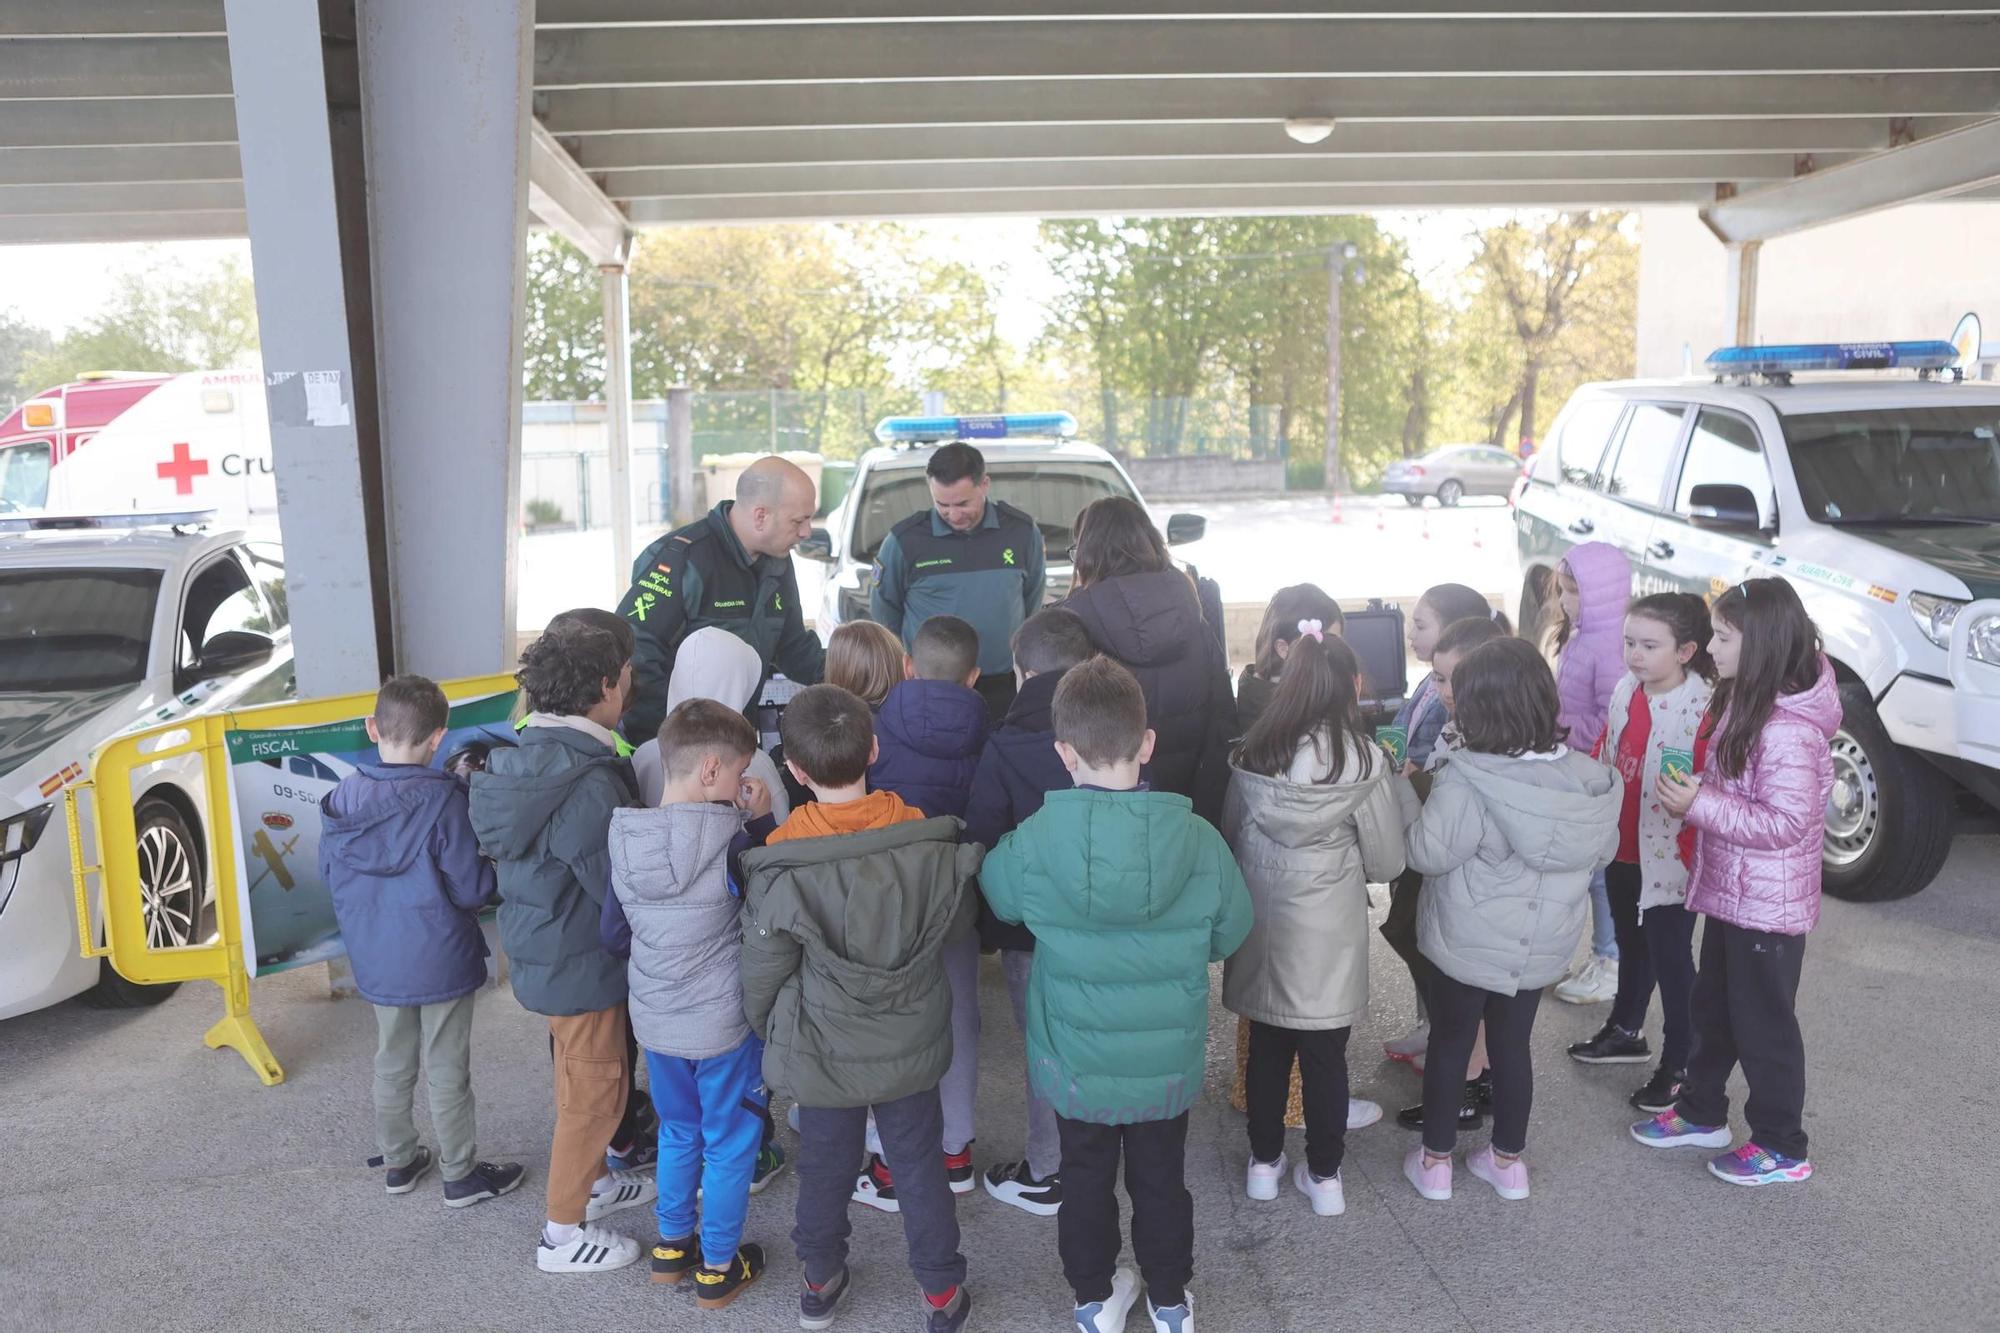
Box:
[983,656,1253,1333]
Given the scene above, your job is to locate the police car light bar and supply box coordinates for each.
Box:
[874,411,1078,444]
[0,508,219,534]
[1705,340,1961,376]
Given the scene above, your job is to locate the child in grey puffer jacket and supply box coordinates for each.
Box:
[1402,638,1621,1206]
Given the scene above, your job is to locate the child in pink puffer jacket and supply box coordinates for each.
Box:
[1547,542,1633,1005]
[1630,578,1839,1188]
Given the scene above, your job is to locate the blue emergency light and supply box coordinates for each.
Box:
[874,411,1078,444]
[1705,340,1961,376]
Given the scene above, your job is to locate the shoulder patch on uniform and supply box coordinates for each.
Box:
[889,508,933,537]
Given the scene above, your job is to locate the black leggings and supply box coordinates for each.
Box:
[1422,972,1542,1156]
[1606,861,1700,1069]
[1380,868,1436,1014]
[1245,1021,1351,1179]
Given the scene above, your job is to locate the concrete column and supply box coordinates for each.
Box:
[1724,240,1762,348]
[667,386,696,526]
[600,263,636,585]
[223,0,390,697]
[357,0,534,679]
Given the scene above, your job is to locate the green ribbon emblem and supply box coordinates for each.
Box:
[1002,547,1016,566]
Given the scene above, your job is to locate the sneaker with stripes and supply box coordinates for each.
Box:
[1707,1141,1813,1187]
[536,1223,641,1273]
[584,1167,657,1221]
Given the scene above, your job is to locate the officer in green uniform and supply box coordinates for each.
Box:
[870,442,1046,717]
[615,456,825,745]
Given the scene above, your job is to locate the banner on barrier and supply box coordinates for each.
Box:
[220,685,521,978]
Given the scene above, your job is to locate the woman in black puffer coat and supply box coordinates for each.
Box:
[1061,497,1234,826]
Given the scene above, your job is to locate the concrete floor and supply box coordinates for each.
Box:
[3,830,1996,1333]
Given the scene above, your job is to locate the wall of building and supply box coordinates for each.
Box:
[1636,203,2000,379]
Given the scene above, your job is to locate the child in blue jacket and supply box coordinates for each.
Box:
[320,674,524,1209]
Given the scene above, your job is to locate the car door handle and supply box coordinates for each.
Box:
[1567,518,1595,536]
[1648,539,1675,560]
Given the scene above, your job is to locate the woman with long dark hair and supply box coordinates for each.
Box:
[1062,497,1234,823]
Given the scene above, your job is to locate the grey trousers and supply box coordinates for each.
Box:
[1002,949,1062,1180]
[373,994,477,1182]
[940,931,981,1155]
[794,1089,967,1296]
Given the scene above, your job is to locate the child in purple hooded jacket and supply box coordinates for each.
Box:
[1547,542,1634,1006]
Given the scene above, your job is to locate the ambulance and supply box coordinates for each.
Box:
[0,370,276,524]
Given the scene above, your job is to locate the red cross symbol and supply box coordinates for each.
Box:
[156,441,209,495]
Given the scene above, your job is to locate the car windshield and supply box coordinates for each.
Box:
[1782,404,2000,524]
[850,460,1137,561]
[0,568,162,690]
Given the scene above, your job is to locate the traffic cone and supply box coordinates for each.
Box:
[1375,504,1387,532]
[1329,494,1343,524]
[1421,514,1431,541]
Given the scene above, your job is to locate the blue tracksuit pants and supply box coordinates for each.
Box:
[645,1034,768,1267]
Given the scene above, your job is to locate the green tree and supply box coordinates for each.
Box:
[521,233,606,400]
[22,252,257,387]
[1,308,54,406]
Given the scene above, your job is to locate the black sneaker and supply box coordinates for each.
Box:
[1630,1065,1687,1113]
[750,1142,789,1195]
[1567,1021,1652,1065]
[694,1243,765,1310]
[651,1234,697,1285]
[800,1265,852,1331]
[851,1152,899,1213]
[442,1160,526,1209]
[924,1286,972,1333]
[368,1145,433,1195]
[944,1140,977,1195]
[1396,1080,1486,1132]
[983,1159,1062,1216]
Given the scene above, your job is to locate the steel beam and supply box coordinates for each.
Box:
[1703,115,2000,241]
[0,98,238,149]
[0,143,240,187]
[0,210,246,243]
[0,180,244,217]
[0,36,233,98]
[540,0,2000,20]
[541,74,2000,136]
[532,17,2000,87]
[0,1,224,37]
[527,118,631,267]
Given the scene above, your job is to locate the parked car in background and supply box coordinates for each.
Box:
[1380,444,1525,507]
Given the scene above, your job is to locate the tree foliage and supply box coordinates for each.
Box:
[19,253,258,389]
[0,308,53,407]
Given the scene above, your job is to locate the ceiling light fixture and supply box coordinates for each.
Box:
[1284,117,1335,145]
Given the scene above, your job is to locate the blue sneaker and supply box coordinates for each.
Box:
[1629,1110,1732,1149]
[1708,1142,1813,1186]
[800,1266,851,1331]
[1147,1292,1194,1333]
[1075,1267,1139,1332]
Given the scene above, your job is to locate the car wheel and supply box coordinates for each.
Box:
[1437,480,1464,508]
[1820,681,1957,902]
[1402,494,1424,508]
[84,798,203,1008]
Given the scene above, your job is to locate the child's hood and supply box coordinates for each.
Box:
[877,678,990,761]
[1067,569,1204,669]
[1019,788,1212,925]
[1443,748,1622,873]
[1230,746,1387,847]
[608,800,742,905]
[1563,541,1634,633]
[320,763,460,877]
[667,625,763,713]
[468,726,626,859]
[1771,656,1842,741]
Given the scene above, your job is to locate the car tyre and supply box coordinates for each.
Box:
[1437,480,1464,508]
[1821,681,1956,903]
[1402,494,1424,508]
[84,797,204,1008]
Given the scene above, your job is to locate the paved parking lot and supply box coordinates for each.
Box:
[4,825,1995,1332]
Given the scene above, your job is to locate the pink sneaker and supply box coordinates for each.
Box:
[1466,1143,1530,1200]
[1403,1146,1451,1201]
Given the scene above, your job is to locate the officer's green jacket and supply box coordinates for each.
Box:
[869,500,1045,677]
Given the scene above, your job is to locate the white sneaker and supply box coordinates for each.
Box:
[536,1222,641,1273]
[1347,1098,1384,1131]
[787,1102,801,1133]
[1555,955,1618,1005]
[1075,1265,1141,1333]
[1383,1022,1428,1062]
[1292,1162,1346,1216]
[1244,1152,1286,1202]
[583,1167,656,1222]
[1148,1290,1193,1332]
[865,1113,883,1157]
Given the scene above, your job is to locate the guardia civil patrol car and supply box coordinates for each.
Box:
[799,411,1208,632]
[1516,339,2000,902]
[0,510,294,1019]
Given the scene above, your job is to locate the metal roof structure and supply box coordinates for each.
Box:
[4,2,2000,256]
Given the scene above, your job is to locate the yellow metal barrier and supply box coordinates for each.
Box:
[67,673,521,1087]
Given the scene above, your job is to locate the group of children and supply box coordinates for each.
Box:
[317,538,1839,1332]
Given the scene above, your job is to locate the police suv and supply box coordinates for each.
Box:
[0,511,294,1018]
[1516,340,2000,902]
[798,412,1208,632]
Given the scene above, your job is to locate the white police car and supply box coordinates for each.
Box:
[797,412,1208,632]
[1516,340,2000,901]
[0,511,294,1017]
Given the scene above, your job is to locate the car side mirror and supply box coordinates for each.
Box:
[796,526,834,562]
[1686,483,1763,532]
[197,629,275,679]
[1166,513,1206,546]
